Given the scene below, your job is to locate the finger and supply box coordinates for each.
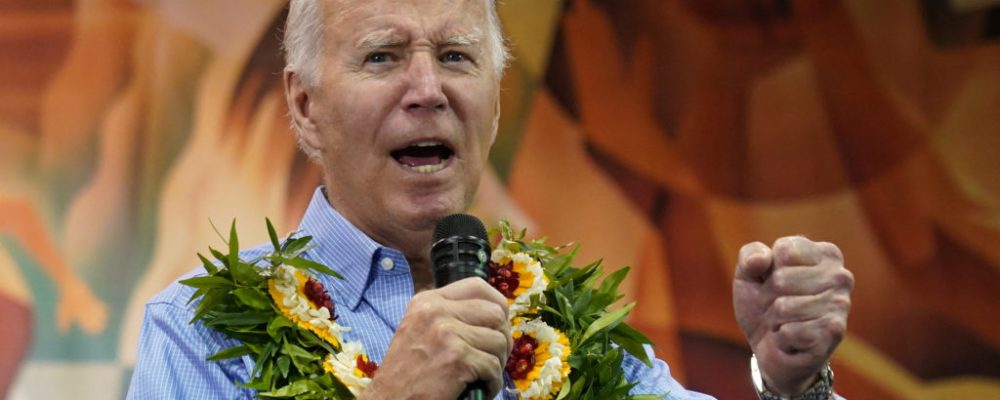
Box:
[454,323,511,368]
[443,332,506,397]
[768,291,851,326]
[466,345,506,397]
[736,241,773,282]
[436,277,510,314]
[772,236,822,268]
[768,263,851,296]
[772,315,846,358]
[446,298,510,332]
[816,241,844,262]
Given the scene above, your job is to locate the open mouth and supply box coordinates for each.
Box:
[390,140,455,174]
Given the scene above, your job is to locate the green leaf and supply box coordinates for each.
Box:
[260,379,315,397]
[179,275,235,290]
[282,341,320,374]
[207,344,253,361]
[267,315,295,338]
[233,287,273,310]
[230,260,265,286]
[271,255,344,280]
[281,235,313,256]
[228,220,239,269]
[205,310,274,326]
[571,288,593,316]
[198,253,219,275]
[209,247,229,268]
[249,341,277,381]
[266,218,281,252]
[187,287,209,305]
[190,289,225,323]
[276,354,291,379]
[610,322,653,367]
[581,302,635,344]
[555,377,572,399]
[598,266,630,296]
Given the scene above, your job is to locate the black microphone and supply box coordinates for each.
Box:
[431,214,491,400]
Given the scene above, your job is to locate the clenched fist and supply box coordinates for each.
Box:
[733,237,854,396]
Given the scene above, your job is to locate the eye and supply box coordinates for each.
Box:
[440,51,469,64]
[366,52,392,64]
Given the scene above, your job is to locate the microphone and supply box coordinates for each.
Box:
[430,214,491,400]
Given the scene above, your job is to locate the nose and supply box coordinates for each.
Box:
[401,53,448,112]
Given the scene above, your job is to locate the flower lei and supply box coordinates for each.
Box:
[181,220,373,398]
[489,221,657,400]
[183,220,656,399]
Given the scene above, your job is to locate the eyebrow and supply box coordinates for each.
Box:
[356,30,405,50]
[441,33,481,47]
[355,30,483,50]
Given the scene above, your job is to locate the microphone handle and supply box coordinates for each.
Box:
[459,381,487,400]
[430,236,491,400]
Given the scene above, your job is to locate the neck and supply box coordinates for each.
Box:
[322,188,441,290]
[406,254,435,291]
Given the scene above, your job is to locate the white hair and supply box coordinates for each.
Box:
[283,0,510,87]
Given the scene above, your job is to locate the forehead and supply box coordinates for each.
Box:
[324,0,489,44]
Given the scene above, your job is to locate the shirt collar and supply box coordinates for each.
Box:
[295,186,383,311]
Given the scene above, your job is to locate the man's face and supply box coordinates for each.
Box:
[294,0,500,245]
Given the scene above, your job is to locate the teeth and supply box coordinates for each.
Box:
[412,141,442,147]
[411,163,446,174]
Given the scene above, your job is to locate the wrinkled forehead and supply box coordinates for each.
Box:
[322,0,490,47]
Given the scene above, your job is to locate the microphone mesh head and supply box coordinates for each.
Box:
[433,214,488,242]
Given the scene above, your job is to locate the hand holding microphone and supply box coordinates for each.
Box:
[360,215,510,400]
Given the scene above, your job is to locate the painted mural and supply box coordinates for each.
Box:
[0,0,998,398]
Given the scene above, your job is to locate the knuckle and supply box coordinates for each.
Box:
[824,317,847,340]
[411,298,437,320]
[773,297,793,318]
[776,321,796,339]
[836,268,855,291]
[740,241,766,258]
[430,319,454,342]
[819,241,844,261]
[773,237,794,255]
[771,269,791,293]
[487,301,507,324]
[440,336,466,366]
[773,237,801,264]
[831,294,851,312]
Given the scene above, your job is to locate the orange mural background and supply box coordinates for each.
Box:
[0,0,998,398]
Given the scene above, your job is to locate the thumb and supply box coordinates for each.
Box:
[735,242,773,283]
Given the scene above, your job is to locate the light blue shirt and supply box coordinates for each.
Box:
[127,187,714,399]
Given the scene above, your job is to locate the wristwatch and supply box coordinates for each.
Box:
[750,354,834,400]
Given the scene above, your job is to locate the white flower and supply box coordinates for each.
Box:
[509,318,571,400]
[324,341,375,396]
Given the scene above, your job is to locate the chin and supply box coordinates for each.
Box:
[395,195,467,232]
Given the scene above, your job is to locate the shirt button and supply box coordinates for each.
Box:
[379,257,394,271]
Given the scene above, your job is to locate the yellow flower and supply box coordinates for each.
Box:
[507,318,571,400]
[490,249,548,317]
[267,265,347,347]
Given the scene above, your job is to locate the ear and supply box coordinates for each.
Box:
[284,67,324,155]
[489,93,501,146]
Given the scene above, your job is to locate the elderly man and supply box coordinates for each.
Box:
[127,0,853,399]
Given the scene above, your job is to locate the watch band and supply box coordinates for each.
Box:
[750,354,834,400]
